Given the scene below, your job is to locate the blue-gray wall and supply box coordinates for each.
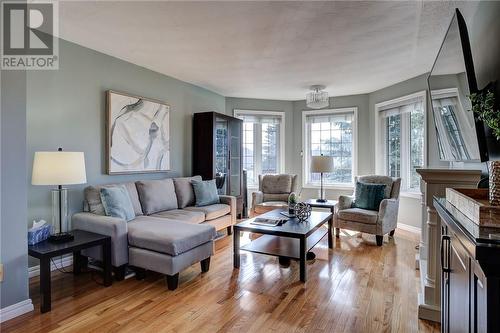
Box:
[27,38,226,233]
[26,38,225,268]
[2,0,500,314]
[1,70,30,308]
[226,95,370,204]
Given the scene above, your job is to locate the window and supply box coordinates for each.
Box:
[431,88,477,161]
[234,110,285,187]
[303,108,357,187]
[375,91,426,192]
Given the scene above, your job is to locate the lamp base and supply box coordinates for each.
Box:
[316,198,327,203]
[48,232,74,243]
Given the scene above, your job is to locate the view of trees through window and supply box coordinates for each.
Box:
[239,113,282,186]
[386,115,401,178]
[261,123,279,174]
[242,123,254,184]
[306,112,354,185]
[410,108,425,189]
[383,101,424,191]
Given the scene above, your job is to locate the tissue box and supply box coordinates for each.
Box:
[28,224,52,245]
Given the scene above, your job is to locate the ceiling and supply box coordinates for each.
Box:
[58,1,480,100]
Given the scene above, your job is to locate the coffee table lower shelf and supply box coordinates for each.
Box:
[240,227,328,260]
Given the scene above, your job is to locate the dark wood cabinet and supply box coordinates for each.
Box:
[435,197,500,333]
[193,112,243,216]
[442,226,470,333]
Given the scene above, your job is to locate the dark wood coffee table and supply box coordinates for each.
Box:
[233,209,333,282]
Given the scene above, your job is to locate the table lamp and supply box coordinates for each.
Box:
[310,155,333,203]
[32,148,87,243]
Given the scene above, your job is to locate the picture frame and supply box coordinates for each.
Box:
[106,90,170,174]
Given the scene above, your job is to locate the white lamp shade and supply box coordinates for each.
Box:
[310,155,334,173]
[32,151,87,185]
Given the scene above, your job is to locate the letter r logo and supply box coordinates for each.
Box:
[2,2,53,55]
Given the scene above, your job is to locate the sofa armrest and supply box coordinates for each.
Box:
[337,195,354,211]
[377,199,399,233]
[252,190,264,206]
[72,212,128,267]
[219,195,236,225]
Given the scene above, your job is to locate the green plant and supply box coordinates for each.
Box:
[470,88,499,140]
[288,192,297,205]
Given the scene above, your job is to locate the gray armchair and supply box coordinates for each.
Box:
[252,174,298,215]
[335,175,401,246]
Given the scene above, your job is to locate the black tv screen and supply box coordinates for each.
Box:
[428,9,488,162]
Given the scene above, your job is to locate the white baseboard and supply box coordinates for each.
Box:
[0,299,34,323]
[397,222,421,234]
[28,255,73,278]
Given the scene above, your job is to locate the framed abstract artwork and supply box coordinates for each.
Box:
[106,90,170,174]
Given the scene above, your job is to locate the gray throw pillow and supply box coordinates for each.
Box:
[353,182,386,211]
[136,179,178,214]
[173,176,202,208]
[100,185,135,221]
[192,179,220,207]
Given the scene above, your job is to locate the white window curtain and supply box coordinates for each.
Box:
[379,99,424,119]
[236,114,281,124]
[305,112,353,123]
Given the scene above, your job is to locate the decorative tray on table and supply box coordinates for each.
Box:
[446,188,500,228]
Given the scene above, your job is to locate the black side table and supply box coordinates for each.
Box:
[304,199,338,245]
[28,230,112,313]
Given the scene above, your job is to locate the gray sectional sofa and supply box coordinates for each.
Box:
[72,176,236,290]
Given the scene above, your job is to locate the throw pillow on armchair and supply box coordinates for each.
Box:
[352,182,386,211]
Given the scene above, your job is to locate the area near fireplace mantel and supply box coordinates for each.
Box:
[416,168,482,322]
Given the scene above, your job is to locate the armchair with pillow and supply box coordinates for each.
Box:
[335,175,401,246]
[251,174,298,215]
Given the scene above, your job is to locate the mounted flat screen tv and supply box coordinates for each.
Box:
[428,9,488,162]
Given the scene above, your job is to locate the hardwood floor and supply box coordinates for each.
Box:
[2,228,440,333]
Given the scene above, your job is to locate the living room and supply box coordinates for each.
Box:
[1,1,500,332]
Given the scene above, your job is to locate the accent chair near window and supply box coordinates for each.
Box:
[251,174,298,215]
[334,175,401,246]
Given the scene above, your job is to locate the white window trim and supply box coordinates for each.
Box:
[302,107,358,189]
[374,90,427,194]
[233,109,286,179]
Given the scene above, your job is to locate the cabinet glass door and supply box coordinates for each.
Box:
[215,117,228,195]
[229,120,242,196]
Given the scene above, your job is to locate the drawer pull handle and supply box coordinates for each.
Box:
[441,235,451,273]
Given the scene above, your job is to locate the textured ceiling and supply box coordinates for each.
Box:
[58,1,480,100]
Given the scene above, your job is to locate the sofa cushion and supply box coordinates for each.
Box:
[100,185,135,221]
[184,204,230,221]
[136,179,178,214]
[84,182,143,216]
[192,179,220,207]
[127,217,216,256]
[261,174,293,194]
[173,176,202,208]
[337,208,378,224]
[151,209,205,224]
